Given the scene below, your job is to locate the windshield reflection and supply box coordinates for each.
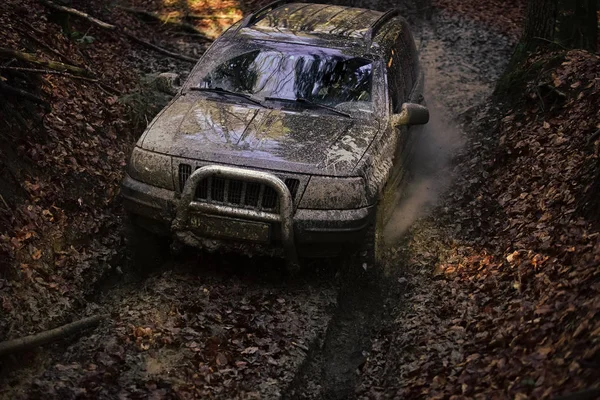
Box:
[198,49,373,107]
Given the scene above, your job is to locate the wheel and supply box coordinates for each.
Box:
[125,213,170,272]
[339,197,386,284]
[360,202,385,273]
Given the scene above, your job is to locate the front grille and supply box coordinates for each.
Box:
[178,164,300,212]
[178,164,192,192]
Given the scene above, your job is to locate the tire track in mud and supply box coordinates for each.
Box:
[283,257,385,400]
[279,4,515,399]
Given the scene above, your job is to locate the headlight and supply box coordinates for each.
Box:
[298,177,368,209]
[127,147,174,190]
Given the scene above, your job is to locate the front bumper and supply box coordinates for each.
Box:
[121,172,374,259]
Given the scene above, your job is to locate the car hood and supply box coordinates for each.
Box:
[140,94,381,176]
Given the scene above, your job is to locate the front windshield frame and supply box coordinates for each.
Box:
[184,40,383,113]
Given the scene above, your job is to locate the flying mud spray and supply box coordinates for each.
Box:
[383,96,465,245]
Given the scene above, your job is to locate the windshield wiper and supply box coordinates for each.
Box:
[264,97,351,118]
[190,87,270,109]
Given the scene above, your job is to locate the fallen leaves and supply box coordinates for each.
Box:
[358,50,600,399]
[14,269,335,398]
[435,0,526,39]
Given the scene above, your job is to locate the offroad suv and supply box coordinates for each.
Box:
[122,1,429,267]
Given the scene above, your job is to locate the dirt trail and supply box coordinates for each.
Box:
[0,1,516,399]
[279,6,516,399]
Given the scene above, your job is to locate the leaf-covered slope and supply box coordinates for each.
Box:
[359,50,600,399]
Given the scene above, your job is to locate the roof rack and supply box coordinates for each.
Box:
[240,0,297,29]
[365,9,401,43]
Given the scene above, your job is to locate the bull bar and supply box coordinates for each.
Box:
[171,165,299,266]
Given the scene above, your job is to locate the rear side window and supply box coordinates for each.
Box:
[398,27,419,93]
[386,43,406,113]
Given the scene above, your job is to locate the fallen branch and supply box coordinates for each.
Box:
[117,6,211,40]
[38,0,114,30]
[0,194,10,211]
[0,47,90,76]
[0,315,107,357]
[170,31,214,40]
[122,31,197,62]
[0,66,122,96]
[38,0,198,63]
[20,21,85,68]
[0,66,97,81]
[587,129,600,145]
[0,80,50,110]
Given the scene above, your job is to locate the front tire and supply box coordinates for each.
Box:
[125,213,170,272]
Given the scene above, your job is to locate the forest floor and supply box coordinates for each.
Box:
[1,0,599,399]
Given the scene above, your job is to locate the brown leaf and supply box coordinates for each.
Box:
[215,352,228,366]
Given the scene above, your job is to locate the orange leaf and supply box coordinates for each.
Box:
[31,248,42,260]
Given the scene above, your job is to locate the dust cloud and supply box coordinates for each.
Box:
[383,101,464,245]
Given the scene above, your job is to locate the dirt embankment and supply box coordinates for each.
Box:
[1,0,136,340]
[357,50,600,399]
[0,0,220,340]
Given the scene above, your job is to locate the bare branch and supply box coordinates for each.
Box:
[0,47,90,76]
[38,0,199,63]
[0,80,50,110]
[0,315,107,357]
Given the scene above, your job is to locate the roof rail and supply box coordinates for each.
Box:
[240,0,297,28]
[366,9,401,43]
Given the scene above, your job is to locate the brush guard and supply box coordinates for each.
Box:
[172,165,299,268]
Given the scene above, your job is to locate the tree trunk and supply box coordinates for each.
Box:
[557,0,598,52]
[523,0,558,47]
[521,0,598,51]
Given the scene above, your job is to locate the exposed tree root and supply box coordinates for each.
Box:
[0,315,107,357]
[38,0,198,63]
[0,47,89,76]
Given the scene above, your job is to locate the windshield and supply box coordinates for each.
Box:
[194,48,373,107]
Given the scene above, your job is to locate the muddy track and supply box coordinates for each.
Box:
[284,5,514,399]
[0,1,515,398]
[283,253,385,400]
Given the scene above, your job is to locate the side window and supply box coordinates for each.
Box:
[386,47,405,113]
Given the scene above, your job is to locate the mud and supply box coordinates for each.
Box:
[2,256,336,399]
[0,1,516,398]
[279,4,515,400]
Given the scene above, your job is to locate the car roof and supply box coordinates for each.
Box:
[228,2,405,55]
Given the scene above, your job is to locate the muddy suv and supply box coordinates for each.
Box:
[122,1,429,267]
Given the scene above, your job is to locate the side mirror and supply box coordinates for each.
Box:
[391,103,430,127]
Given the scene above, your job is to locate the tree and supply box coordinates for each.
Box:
[497,0,598,93]
[522,0,598,52]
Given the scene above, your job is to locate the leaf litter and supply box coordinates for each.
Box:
[2,0,599,398]
[357,50,600,399]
